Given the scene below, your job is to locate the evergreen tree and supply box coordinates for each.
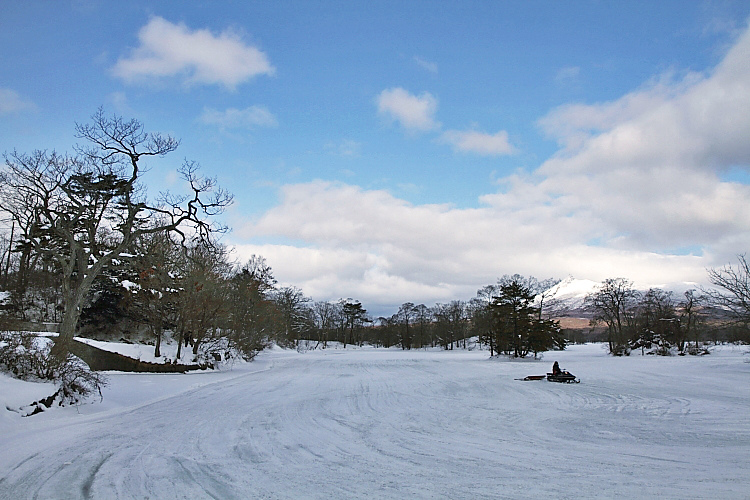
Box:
[491,275,564,358]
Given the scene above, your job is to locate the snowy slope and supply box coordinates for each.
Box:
[1,344,749,499]
[537,277,703,316]
[539,276,599,310]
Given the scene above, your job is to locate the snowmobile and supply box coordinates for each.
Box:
[546,370,580,383]
[516,371,580,383]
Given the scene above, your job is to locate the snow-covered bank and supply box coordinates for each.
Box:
[1,344,749,499]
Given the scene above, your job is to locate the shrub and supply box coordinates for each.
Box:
[0,330,107,411]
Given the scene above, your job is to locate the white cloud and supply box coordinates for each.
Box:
[106,91,135,115]
[233,180,708,315]
[555,65,580,84]
[529,24,750,252]
[325,139,361,158]
[199,106,278,129]
[112,16,274,89]
[231,23,750,315]
[414,56,438,74]
[439,128,516,156]
[538,71,698,150]
[376,87,440,132]
[0,88,35,114]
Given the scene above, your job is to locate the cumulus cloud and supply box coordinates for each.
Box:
[0,88,35,114]
[231,23,750,314]
[112,16,274,89]
[439,128,516,156]
[199,106,278,129]
[233,180,708,315]
[377,87,440,132]
[530,24,750,252]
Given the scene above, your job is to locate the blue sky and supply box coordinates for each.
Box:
[2,1,750,315]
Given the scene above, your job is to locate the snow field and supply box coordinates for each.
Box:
[0,343,749,499]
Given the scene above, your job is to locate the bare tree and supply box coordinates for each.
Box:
[128,226,180,357]
[433,300,467,350]
[584,278,640,355]
[175,244,232,361]
[274,286,310,348]
[311,300,337,348]
[395,302,417,349]
[412,304,432,349]
[470,285,499,354]
[706,254,750,326]
[0,220,14,287]
[679,289,707,353]
[0,109,232,358]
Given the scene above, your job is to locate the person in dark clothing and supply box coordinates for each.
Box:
[552,361,561,375]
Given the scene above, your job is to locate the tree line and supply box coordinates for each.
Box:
[0,223,567,361]
[1,110,749,372]
[584,260,750,356]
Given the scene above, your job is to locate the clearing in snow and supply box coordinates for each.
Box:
[0,343,749,499]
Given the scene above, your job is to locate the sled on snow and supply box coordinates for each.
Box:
[516,375,547,381]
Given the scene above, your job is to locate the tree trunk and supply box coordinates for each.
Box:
[153,323,162,358]
[51,291,85,359]
[176,329,183,360]
[2,221,14,285]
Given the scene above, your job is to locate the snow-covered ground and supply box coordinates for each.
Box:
[75,336,195,364]
[1,343,749,499]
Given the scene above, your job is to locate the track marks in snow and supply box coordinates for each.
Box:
[1,346,749,499]
[81,453,112,499]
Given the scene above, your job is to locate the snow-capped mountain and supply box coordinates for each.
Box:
[536,276,704,317]
[536,276,599,314]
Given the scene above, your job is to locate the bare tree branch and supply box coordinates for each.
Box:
[1,109,232,357]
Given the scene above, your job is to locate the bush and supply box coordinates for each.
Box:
[610,343,631,356]
[0,330,54,379]
[684,344,712,356]
[0,330,107,411]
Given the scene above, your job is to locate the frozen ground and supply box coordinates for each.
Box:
[1,343,749,499]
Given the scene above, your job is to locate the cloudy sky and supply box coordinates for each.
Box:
[2,1,750,316]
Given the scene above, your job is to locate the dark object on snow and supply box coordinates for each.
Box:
[517,375,546,381]
[546,370,580,383]
[515,362,580,382]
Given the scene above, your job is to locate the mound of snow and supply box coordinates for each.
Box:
[0,372,57,427]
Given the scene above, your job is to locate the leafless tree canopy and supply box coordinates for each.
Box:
[706,254,750,324]
[0,109,233,357]
[584,278,640,355]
